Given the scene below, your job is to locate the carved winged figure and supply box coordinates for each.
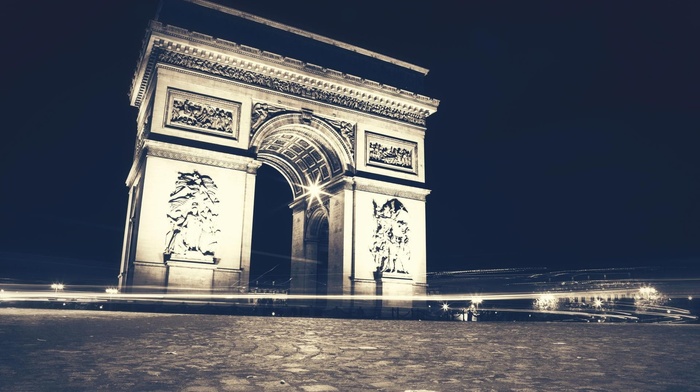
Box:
[164,171,220,257]
[370,198,410,274]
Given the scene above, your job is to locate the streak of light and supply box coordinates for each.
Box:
[484,308,639,321]
[0,287,680,303]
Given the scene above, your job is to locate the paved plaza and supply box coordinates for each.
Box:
[1,308,699,391]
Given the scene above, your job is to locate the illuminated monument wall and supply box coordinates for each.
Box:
[118,0,439,309]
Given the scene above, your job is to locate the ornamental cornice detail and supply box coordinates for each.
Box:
[131,21,439,124]
[154,48,427,126]
[143,140,261,172]
[353,177,431,202]
[149,21,437,103]
[320,176,430,201]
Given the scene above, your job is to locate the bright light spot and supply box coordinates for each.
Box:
[593,298,603,308]
[441,303,450,311]
[307,183,321,198]
[634,285,665,310]
[534,293,559,311]
[105,288,119,295]
[271,312,275,316]
[471,297,483,305]
[636,286,658,299]
[689,296,693,301]
[51,283,64,292]
[298,176,330,209]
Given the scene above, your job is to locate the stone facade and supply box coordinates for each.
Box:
[119,0,439,312]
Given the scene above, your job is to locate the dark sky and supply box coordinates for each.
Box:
[1,0,698,285]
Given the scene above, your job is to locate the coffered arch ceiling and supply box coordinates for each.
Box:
[251,113,354,199]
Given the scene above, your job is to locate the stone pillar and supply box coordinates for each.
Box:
[290,203,313,297]
[350,177,430,315]
[122,140,261,294]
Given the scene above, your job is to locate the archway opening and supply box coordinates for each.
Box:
[250,164,293,291]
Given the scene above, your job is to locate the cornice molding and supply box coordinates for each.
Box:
[144,139,261,172]
[131,21,439,126]
[353,176,431,201]
[127,138,262,186]
[317,176,430,201]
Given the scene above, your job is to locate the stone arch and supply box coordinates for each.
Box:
[119,1,437,316]
[250,113,354,199]
[305,205,329,241]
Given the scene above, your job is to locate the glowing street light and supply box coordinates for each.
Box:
[441,302,450,311]
[471,297,483,310]
[535,293,559,311]
[105,287,119,297]
[51,283,64,293]
[593,298,603,309]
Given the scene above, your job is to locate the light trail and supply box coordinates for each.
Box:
[1,283,696,322]
[483,307,640,321]
[0,287,682,303]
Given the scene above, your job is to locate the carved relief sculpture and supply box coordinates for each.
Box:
[171,99,233,132]
[365,132,417,174]
[325,118,355,155]
[369,142,412,168]
[156,49,427,126]
[165,88,241,138]
[250,102,287,132]
[164,171,220,260]
[370,198,411,274]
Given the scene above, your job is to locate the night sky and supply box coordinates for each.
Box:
[1,0,698,286]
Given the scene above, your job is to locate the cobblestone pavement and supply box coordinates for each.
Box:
[1,308,699,391]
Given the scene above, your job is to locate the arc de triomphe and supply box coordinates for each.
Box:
[118,0,439,310]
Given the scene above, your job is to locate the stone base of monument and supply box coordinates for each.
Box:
[129,261,168,293]
[347,273,427,317]
[165,260,216,294]
[127,258,244,294]
[166,262,245,294]
[164,253,216,264]
[375,271,422,318]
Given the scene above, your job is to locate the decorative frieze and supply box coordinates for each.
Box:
[165,88,240,139]
[365,132,417,175]
[154,48,427,126]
